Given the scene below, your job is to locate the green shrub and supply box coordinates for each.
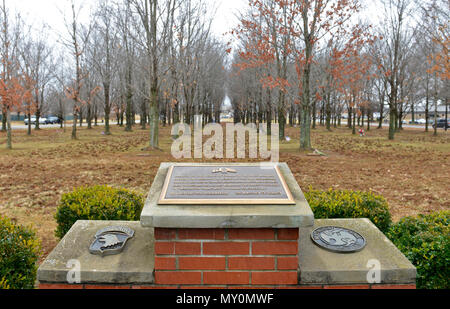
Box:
[0,277,10,289]
[304,188,392,232]
[55,185,144,239]
[0,216,41,289]
[387,211,450,289]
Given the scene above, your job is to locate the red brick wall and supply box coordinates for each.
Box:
[37,228,416,290]
[153,228,299,288]
[38,283,417,289]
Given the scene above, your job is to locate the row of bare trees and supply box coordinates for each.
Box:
[63,0,229,148]
[1,0,447,151]
[228,0,449,150]
[0,0,228,149]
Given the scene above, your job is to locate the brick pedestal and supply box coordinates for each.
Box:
[38,283,417,289]
[36,163,417,290]
[153,228,299,288]
[37,219,417,290]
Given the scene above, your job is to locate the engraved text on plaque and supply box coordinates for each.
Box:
[158,165,295,205]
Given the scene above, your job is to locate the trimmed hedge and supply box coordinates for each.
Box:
[304,188,392,232]
[387,211,450,289]
[55,185,144,239]
[0,216,41,289]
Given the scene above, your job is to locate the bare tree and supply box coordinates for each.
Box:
[88,0,119,135]
[130,0,166,149]
[61,1,91,140]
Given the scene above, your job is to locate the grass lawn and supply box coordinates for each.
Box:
[0,123,449,261]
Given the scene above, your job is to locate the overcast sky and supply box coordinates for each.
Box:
[6,0,382,108]
[7,0,248,44]
[7,0,383,45]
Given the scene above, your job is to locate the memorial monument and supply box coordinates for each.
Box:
[38,162,416,289]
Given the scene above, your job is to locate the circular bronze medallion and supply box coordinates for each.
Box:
[311,226,366,253]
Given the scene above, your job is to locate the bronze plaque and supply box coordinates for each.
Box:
[158,164,295,205]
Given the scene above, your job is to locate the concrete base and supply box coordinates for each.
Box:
[140,163,314,229]
[37,219,416,289]
[298,219,416,285]
[37,221,154,285]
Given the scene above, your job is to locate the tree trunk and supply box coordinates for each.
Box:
[388,108,396,140]
[147,0,159,149]
[141,97,148,130]
[1,107,6,132]
[125,94,133,131]
[149,86,159,149]
[266,87,272,135]
[320,101,325,126]
[300,63,312,150]
[173,102,179,124]
[6,109,12,149]
[79,110,83,127]
[388,91,398,139]
[361,109,365,127]
[278,90,286,140]
[35,107,41,130]
[347,106,352,129]
[125,68,133,132]
[312,101,316,129]
[445,98,448,132]
[433,75,438,136]
[104,83,111,135]
[352,109,356,135]
[87,103,92,129]
[162,100,167,127]
[326,94,331,131]
[72,110,78,140]
[300,103,311,150]
[27,113,32,136]
[433,96,438,136]
[94,104,98,126]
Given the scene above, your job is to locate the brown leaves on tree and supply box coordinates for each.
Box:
[230,0,369,99]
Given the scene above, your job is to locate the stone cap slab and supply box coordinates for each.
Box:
[140,162,314,228]
[299,219,416,285]
[37,221,154,285]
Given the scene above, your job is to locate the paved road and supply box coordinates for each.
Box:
[10,122,115,130]
[12,124,62,130]
[338,122,446,130]
[10,121,447,131]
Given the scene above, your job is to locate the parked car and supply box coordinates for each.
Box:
[45,116,61,124]
[433,119,449,129]
[24,116,47,125]
[416,119,426,124]
[409,119,426,125]
[24,117,36,125]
